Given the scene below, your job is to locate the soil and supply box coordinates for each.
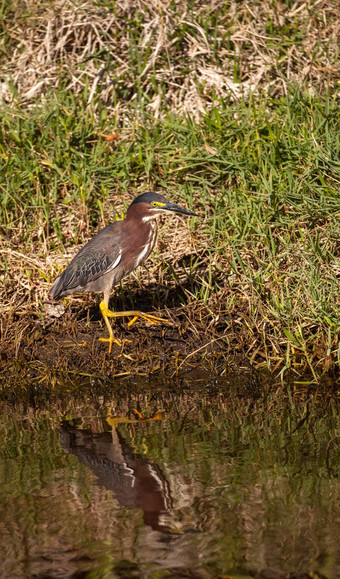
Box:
[1,288,339,384]
[0,297,239,379]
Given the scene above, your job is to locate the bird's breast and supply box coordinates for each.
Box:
[133,221,157,269]
[121,220,157,274]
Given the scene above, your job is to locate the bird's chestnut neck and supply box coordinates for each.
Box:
[126,202,161,222]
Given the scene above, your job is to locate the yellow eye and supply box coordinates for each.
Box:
[151,201,166,208]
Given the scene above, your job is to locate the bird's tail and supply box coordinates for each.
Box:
[49,275,64,301]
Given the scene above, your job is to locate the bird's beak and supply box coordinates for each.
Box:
[163,202,198,217]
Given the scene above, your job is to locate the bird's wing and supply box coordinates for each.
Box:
[63,246,121,289]
[50,222,122,297]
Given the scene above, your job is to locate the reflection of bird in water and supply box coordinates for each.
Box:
[59,418,173,533]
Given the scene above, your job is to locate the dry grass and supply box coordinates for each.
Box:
[1,0,339,119]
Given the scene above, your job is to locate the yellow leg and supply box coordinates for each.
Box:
[100,300,168,328]
[99,300,169,352]
[99,300,168,352]
[106,409,165,428]
[99,300,122,353]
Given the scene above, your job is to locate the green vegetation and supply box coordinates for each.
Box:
[0,0,339,378]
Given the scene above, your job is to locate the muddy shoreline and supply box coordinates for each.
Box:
[1,298,340,386]
[1,307,236,378]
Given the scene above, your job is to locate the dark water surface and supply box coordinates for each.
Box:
[0,373,339,579]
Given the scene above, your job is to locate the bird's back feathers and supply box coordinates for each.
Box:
[49,222,123,300]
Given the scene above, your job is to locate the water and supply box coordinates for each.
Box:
[0,373,339,578]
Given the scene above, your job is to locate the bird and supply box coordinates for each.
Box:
[49,191,197,352]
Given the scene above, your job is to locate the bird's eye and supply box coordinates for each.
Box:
[151,201,166,208]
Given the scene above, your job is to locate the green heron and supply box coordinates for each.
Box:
[49,192,197,352]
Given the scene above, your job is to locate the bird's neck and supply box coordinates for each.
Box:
[126,203,163,223]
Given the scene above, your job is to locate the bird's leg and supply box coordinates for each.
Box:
[100,301,168,329]
[99,300,122,353]
[106,409,165,428]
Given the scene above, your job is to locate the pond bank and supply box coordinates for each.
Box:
[1,300,340,385]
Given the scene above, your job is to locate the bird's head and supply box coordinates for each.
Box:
[127,192,197,221]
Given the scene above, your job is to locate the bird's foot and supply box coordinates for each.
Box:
[131,408,165,420]
[98,336,122,353]
[127,311,168,328]
[98,336,133,353]
[106,409,165,428]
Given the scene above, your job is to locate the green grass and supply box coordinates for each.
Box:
[0,0,339,377]
[1,87,339,376]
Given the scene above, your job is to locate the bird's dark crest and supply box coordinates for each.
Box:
[130,192,167,206]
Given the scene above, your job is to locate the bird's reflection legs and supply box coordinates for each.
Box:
[106,408,165,429]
